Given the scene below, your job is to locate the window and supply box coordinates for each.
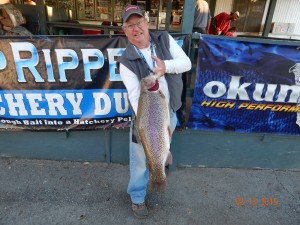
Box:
[231,0,267,32]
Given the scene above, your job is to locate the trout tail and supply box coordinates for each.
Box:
[149,178,167,192]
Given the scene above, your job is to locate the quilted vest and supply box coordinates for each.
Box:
[118,31,183,112]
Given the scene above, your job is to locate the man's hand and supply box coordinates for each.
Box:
[152,55,166,77]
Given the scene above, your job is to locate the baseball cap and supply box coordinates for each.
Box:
[121,5,144,22]
[234,11,240,17]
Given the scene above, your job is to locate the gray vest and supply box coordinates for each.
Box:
[118,31,183,112]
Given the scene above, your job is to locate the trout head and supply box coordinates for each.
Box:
[141,75,159,92]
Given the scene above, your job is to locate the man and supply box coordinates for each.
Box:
[193,0,211,34]
[118,5,191,219]
[208,11,239,35]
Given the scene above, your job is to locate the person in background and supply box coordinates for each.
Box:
[118,5,191,219]
[208,11,239,35]
[193,0,211,34]
[0,1,32,35]
[222,26,237,37]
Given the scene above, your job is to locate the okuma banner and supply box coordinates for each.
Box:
[187,35,300,136]
[0,34,186,131]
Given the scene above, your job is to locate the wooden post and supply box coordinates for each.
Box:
[36,0,47,35]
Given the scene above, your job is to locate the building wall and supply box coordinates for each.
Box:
[214,0,233,16]
[1,129,300,170]
[272,0,300,35]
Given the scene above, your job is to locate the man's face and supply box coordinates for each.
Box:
[232,13,239,21]
[123,14,150,47]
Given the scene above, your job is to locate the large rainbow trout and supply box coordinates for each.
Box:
[136,75,172,192]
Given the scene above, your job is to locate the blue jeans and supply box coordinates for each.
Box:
[127,110,178,204]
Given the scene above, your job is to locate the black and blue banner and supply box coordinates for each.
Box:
[187,35,300,136]
[0,35,186,131]
[0,35,131,130]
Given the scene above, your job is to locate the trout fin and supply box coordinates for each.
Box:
[167,126,171,138]
[146,161,151,169]
[158,90,165,97]
[165,151,173,166]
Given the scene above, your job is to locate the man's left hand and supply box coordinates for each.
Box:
[152,55,166,77]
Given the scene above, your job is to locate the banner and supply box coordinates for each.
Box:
[187,35,300,136]
[0,34,186,131]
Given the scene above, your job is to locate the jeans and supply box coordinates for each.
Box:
[127,110,178,204]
